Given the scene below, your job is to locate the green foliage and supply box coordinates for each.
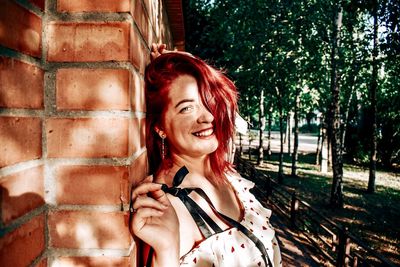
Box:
[184,0,400,168]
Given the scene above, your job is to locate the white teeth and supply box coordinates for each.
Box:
[194,129,213,137]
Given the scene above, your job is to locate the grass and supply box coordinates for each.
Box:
[244,152,400,265]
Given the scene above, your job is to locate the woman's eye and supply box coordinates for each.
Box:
[180,106,194,113]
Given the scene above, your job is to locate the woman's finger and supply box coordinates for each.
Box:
[151,43,156,51]
[158,44,167,54]
[148,187,171,207]
[142,175,153,183]
[131,207,165,225]
[133,195,168,211]
[131,182,162,200]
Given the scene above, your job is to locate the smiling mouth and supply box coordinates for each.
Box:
[193,128,214,137]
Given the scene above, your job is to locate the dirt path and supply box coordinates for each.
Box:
[270,210,324,266]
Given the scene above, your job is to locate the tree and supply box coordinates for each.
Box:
[329,2,344,208]
[257,88,265,165]
[368,0,379,193]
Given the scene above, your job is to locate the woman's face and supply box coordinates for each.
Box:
[161,75,218,159]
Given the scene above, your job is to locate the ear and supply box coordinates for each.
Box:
[154,126,166,139]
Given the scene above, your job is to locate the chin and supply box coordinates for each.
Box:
[192,141,218,157]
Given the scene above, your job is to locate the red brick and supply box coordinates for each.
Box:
[56,68,130,111]
[129,151,148,185]
[142,0,155,24]
[0,56,44,108]
[28,0,45,10]
[48,210,131,249]
[57,0,130,13]
[0,0,42,57]
[131,70,145,112]
[128,118,145,156]
[47,22,130,62]
[56,165,129,205]
[0,117,42,168]
[52,256,129,267]
[133,0,151,46]
[46,118,129,158]
[0,166,44,224]
[0,215,45,267]
[129,27,147,73]
[129,244,138,267]
[159,5,173,47]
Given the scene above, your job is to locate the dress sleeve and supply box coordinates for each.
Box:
[179,246,214,267]
[272,235,283,267]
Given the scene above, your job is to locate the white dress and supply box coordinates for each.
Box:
[179,174,282,267]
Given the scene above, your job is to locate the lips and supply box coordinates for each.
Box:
[192,128,214,137]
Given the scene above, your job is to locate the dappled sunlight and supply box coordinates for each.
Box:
[58,69,129,110]
[47,117,128,158]
[249,152,400,265]
[343,204,367,213]
[50,211,130,249]
[52,256,129,267]
[75,222,99,248]
[74,24,126,49]
[54,220,99,248]
[96,78,126,105]
[0,166,45,223]
[52,258,86,267]
[23,28,40,52]
[70,127,98,147]
[55,221,68,236]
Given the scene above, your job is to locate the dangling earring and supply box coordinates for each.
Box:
[161,134,166,159]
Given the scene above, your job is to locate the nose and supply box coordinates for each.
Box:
[197,106,214,123]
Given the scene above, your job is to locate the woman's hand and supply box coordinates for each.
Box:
[150,43,168,61]
[150,43,194,61]
[129,175,180,266]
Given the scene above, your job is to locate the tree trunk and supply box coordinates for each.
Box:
[291,88,300,177]
[287,112,292,156]
[341,84,355,154]
[329,3,344,208]
[248,139,252,160]
[266,110,272,160]
[276,87,284,183]
[316,114,322,166]
[284,116,287,144]
[327,119,332,169]
[321,126,329,173]
[341,23,360,155]
[278,109,284,183]
[368,1,378,193]
[257,89,265,165]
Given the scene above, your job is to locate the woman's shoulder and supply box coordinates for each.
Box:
[226,171,256,190]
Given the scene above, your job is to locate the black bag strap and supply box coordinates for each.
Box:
[145,166,272,267]
[193,188,273,267]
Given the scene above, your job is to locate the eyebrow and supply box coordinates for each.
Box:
[174,99,195,109]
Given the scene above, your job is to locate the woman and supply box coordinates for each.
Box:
[130,49,282,267]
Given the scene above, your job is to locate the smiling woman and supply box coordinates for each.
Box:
[129,51,282,267]
[144,53,238,182]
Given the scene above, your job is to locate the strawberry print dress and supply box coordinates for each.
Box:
[178,174,282,267]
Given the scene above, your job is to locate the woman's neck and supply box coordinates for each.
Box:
[172,154,209,176]
[156,154,213,186]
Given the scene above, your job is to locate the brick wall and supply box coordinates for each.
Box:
[0,0,178,266]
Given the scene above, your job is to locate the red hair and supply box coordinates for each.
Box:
[145,53,238,184]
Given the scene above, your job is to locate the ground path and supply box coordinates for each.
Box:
[270,212,323,266]
[235,132,325,266]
